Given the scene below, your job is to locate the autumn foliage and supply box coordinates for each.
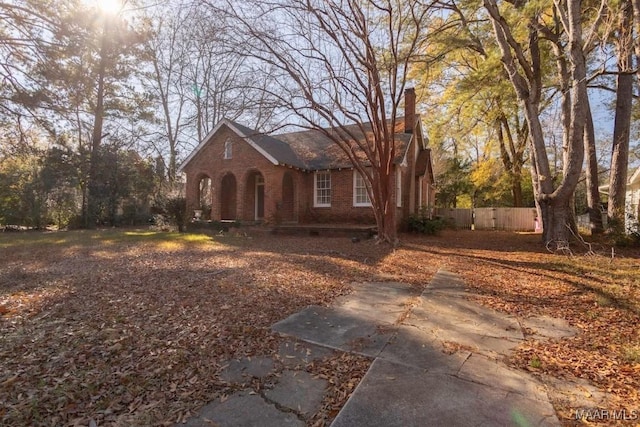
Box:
[0,229,638,425]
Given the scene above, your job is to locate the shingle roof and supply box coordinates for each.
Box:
[179,117,418,173]
[415,149,430,177]
[231,121,308,170]
[275,121,413,170]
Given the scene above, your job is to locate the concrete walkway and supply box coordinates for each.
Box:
[182,269,572,426]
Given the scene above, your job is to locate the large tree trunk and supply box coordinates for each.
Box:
[86,21,110,228]
[369,140,398,244]
[558,0,588,242]
[608,0,634,231]
[633,0,640,90]
[539,196,574,250]
[484,0,586,248]
[512,172,523,207]
[583,99,603,233]
[377,169,397,244]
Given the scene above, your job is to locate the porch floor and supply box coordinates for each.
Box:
[271,223,377,238]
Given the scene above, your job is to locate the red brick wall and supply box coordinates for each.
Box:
[183,126,306,223]
[299,169,376,224]
[394,132,437,230]
[281,172,295,222]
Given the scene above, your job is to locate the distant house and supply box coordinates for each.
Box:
[178,89,435,229]
[624,167,640,232]
[599,166,640,233]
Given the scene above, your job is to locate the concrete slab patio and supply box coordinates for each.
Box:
[182,270,569,427]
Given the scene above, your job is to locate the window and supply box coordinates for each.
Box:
[353,171,371,207]
[396,168,402,207]
[314,171,331,207]
[224,139,232,159]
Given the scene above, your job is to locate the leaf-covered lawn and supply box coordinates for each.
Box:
[1,229,638,426]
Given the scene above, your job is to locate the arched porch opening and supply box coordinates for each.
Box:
[220,173,237,220]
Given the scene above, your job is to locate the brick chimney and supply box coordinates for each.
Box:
[404,87,416,134]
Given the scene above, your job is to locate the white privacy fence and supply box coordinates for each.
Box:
[435,207,540,232]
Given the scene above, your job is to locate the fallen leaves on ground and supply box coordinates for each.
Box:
[0,229,638,426]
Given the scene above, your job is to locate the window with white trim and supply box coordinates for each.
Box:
[396,168,403,207]
[353,171,372,207]
[314,171,331,207]
[224,139,232,159]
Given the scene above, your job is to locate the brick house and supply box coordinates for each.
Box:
[178,89,435,229]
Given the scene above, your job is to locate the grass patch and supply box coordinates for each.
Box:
[529,356,542,369]
[0,232,76,249]
[0,229,216,250]
[109,230,215,247]
[622,345,640,364]
[123,231,158,237]
[595,295,613,307]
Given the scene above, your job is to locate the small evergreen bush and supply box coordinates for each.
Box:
[408,206,444,235]
[164,196,187,232]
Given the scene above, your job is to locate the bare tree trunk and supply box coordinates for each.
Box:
[560,0,588,239]
[608,0,634,231]
[539,195,573,249]
[219,0,429,244]
[633,0,640,82]
[496,114,526,207]
[86,20,109,227]
[371,162,397,243]
[583,98,603,233]
[484,0,586,248]
[150,48,181,185]
[549,6,580,236]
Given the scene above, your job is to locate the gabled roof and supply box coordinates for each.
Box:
[599,165,640,194]
[178,119,306,173]
[178,117,418,173]
[415,149,432,177]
